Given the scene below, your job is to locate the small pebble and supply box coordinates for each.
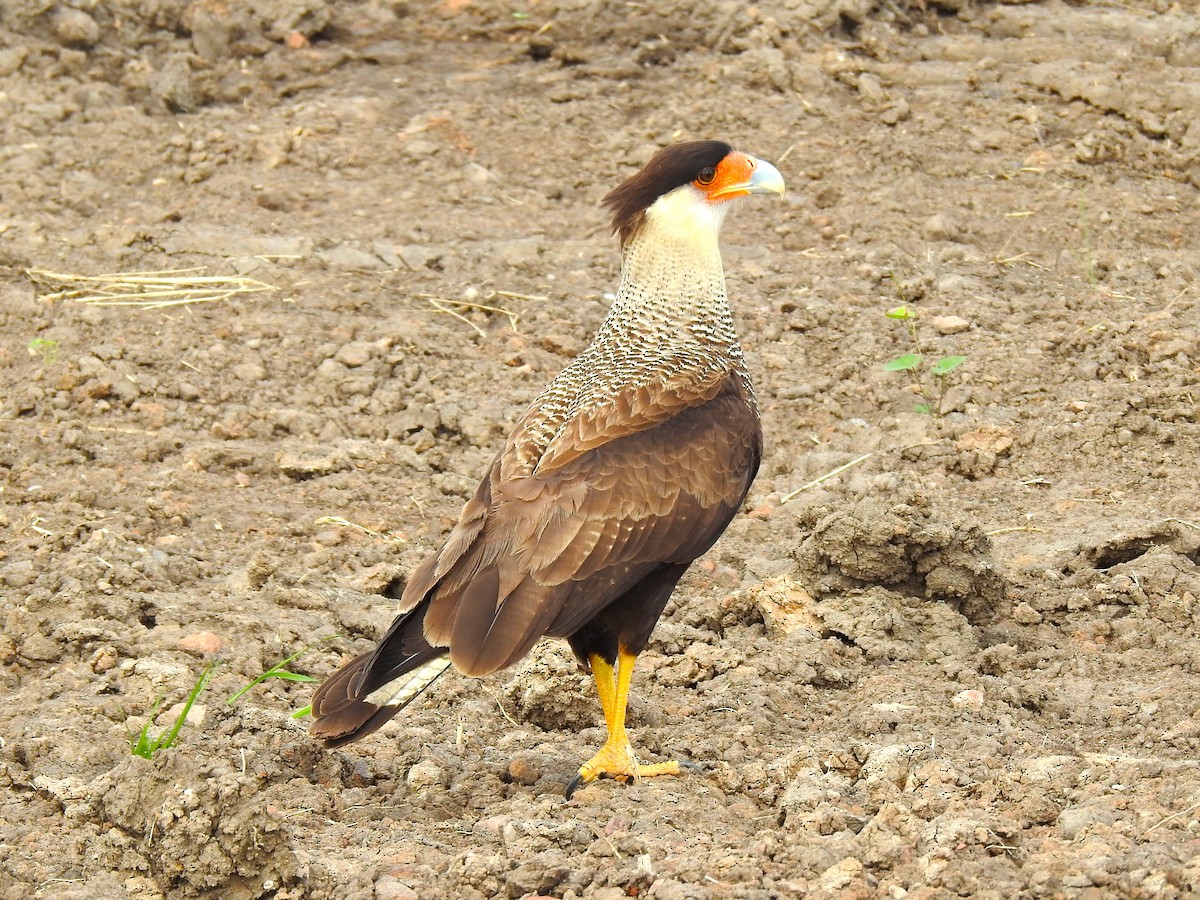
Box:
[0,46,27,76]
[1012,602,1043,625]
[179,631,223,654]
[161,702,206,726]
[930,315,970,335]
[508,756,541,786]
[921,213,963,243]
[53,8,101,48]
[406,759,445,790]
[951,689,985,711]
[89,646,119,673]
[230,362,267,382]
[375,876,418,900]
[335,342,374,368]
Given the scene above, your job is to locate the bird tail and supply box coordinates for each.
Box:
[309,604,451,747]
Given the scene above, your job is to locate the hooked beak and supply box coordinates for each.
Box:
[743,157,786,198]
[708,154,786,200]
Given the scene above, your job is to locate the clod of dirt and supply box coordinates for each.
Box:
[87,752,306,898]
[499,644,597,732]
[745,576,978,661]
[1057,522,1200,624]
[51,8,100,48]
[276,447,352,480]
[793,497,1009,623]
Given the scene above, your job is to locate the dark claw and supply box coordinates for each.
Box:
[679,759,706,774]
[564,773,585,800]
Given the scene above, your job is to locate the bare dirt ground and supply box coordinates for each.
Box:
[2,0,1199,897]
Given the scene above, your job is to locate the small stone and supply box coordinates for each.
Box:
[401,138,438,159]
[89,646,120,673]
[1058,803,1119,840]
[463,162,496,184]
[0,46,27,76]
[53,8,101,48]
[747,577,822,637]
[276,449,351,479]
[860,744,925,788]
[508,756,541,786]
[160,702,206,727]
[857,73,885,101]
[1012,602,1042,625]
[938,384,972,415]
[374,876,418,900]
[406,759,445,790]
[951,689,985,711]
[316,358,345,378]
[317,244,387,269]
[179,631,223,654]
[230,362,267,382]
[334,342,374,367]
[930,315,970,335]
[921,213,963,243]
[880,98,911,126]
[819,857,864,892]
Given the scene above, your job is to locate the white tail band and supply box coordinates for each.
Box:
[364,657,452,709]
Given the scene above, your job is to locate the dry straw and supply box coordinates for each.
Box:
[28,267,276,309]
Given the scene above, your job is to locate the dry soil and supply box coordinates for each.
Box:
[2,1,1200,898]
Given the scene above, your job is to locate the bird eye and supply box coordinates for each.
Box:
[696,166,716,186]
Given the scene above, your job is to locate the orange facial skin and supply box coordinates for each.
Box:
[694,151,761,202]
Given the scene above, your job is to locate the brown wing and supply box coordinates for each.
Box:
[416,373,760,676]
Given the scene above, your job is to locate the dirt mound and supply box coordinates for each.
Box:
[794,495,1009,623]
[88,752,309,898]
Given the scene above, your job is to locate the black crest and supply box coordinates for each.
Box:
[603,141,733,245]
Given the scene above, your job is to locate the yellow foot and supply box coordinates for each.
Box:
[564,737,698,799]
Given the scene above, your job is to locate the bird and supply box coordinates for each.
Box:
[310,140,785,798]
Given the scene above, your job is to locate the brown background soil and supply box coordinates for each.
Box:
[2,1,1199,897]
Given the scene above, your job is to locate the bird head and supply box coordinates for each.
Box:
[603,141,786,247]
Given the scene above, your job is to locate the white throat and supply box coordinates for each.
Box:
[607,185,732,339]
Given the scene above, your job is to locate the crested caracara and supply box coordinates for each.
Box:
[310,140,785,798]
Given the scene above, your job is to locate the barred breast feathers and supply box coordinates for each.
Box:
[507,199,754,479]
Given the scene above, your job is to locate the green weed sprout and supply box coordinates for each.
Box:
[883,305,967,415]
[27,337,59,363]
[129,662,214,759]
[225,647,318,705]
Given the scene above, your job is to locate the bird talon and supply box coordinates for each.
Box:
[564,773,586,800]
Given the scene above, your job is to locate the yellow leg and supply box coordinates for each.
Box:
[588,653,619,731]
[566,649,694,798]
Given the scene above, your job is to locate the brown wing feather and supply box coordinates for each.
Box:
[529,368,729,475]
[417,374,759,674]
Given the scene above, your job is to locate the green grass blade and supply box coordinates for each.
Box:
[270,671,317,683]
[156,662,215,751]
[226,648,308,704]
[883,353,923,372]
[885,305,915,320]
[227,639,335,704]
[128,698,163,758]
[291,705,313,719]
[131,721,156,759]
